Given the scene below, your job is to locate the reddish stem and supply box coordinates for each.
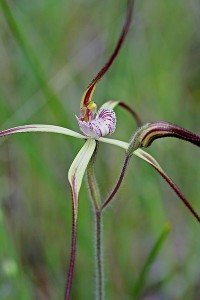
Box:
[95,210,104,300]
[101,155,130,210]
[64,209,77,300]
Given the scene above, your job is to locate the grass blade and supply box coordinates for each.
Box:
[0,0,67,121]
[133,223,172,298]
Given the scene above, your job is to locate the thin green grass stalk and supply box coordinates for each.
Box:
[0,0,67,122]
[133,223,172,299]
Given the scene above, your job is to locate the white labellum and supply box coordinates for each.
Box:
[77,107,116,139]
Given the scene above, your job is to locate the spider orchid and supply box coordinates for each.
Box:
[0,0,200,299]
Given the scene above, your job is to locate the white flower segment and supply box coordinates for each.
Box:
[77,107,116,139]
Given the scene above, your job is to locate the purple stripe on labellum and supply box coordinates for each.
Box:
[77,107,116,139]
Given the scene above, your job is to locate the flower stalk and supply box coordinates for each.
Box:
[65,208,77,300]
[86,143,101,211]
[95,211,104,300]
[86,145,104,300]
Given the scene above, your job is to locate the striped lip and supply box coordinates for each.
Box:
[77,107,116,140]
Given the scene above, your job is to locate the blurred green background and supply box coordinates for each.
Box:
[0,0,200,299]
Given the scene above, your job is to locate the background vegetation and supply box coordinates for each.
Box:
[0,0,200,299]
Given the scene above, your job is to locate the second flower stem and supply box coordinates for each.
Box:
[95,210,104,300]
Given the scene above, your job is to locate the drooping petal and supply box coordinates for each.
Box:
[100,137,200,222]
[134,149,162,168]
[0,124,85,139]
[135,149,200,223]
[65,139,96,300]
[77,107,116,139]
[68,139,96,220]
[98,135,200,223]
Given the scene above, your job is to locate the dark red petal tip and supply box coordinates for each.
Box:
[127,121,200,155]
[141,121,200,148]
[82,0,135,107]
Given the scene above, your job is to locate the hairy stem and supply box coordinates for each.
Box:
[86,143,101,211]
[95,211,104,300]
[86,145,105,299]
[65,209,77,300]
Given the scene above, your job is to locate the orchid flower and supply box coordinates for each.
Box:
[1,0,200,299]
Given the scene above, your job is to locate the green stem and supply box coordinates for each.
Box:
[95,210,104,300]
[86,144,104,299]
[86,143,101,211]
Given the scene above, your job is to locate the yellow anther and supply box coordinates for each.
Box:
[87,101,97,111]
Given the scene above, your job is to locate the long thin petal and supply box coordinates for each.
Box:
[100,139,200,223]
[80,0,135,108]
[68,139,96,219]
[99,137,148,157]
[134,149,162,169]
[100,101,119,110]
[135,149,200,223]
[0,124,85,139]
[99,137,129,150]
[65,139,96,298]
